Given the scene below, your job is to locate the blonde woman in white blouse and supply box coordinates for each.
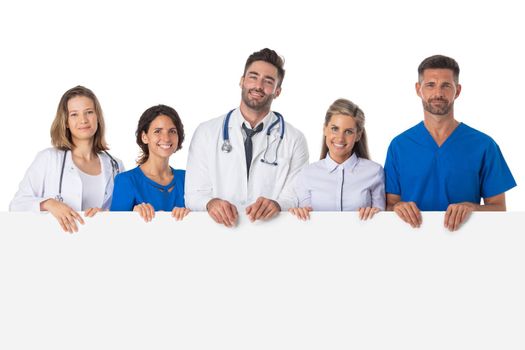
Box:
[289,98,385,220]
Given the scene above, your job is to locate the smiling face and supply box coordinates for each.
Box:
[240,60,281,112]
[66,96,98,144]
[416,68,461,118]
[323,114,361,164]
[141,114,179,161]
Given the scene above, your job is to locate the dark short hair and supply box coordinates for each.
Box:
[243,48,285,87]
[418,55,460,83]
[135,104,185,165]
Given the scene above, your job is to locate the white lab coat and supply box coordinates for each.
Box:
[10,148,125,212]
[185,109,309,211]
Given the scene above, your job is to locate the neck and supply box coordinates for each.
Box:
[71,139,96,160]
[141,155,171,177]
[239,103,270,128]
[423,114,459,146]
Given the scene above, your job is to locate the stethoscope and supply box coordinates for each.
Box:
[221,109,285,166]
[55,150,120,202]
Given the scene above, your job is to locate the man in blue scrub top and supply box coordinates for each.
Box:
[384,55,516,231]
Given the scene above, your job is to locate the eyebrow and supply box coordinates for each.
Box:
[247,71,276,82]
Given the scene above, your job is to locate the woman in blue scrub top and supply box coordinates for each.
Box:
[110,105,189,222]
[289,98,385,220]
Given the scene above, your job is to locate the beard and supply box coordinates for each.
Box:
[241,87,274,111]
[422,97,454,116]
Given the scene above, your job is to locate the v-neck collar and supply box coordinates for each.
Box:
[416,121,464,150]
[137,166,176,190]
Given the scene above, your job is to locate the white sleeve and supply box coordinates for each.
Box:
[276,131,309,211]
[185,124,214,211]
[9,150,54,212]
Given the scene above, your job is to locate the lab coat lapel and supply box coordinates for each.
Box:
[252,114,280,162]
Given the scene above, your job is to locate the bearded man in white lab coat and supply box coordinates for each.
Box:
[185,48,309,227]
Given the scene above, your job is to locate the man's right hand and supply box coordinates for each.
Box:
[392,201,422,228]
[206,198,238,228]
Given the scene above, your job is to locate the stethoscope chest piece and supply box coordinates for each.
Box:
[221,139,232,153]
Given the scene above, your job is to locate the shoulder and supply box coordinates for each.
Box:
[358,157,384,171]
[99,151,124,167]
[299,159,324,176]
[172,168,186,179]
[194,115,225,134]
[283,120,306,140]
[390,122,423,144]
[115,166,141,182]
[458,123,496,143]
[357,158,385,179]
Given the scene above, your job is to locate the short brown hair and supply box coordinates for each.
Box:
[50,85,108,152]
[243,48,285,87]
[418,55,460,84]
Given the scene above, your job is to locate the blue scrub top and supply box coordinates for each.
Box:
[110,166,185,211]
[384,122,516,211]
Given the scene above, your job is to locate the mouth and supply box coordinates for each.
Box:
[332,142,347,149]
[157,143,173,150]
[249,89,265,99]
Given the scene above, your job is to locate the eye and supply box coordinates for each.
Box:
[344,129,354,136]
[153,129,160,134]
[330,126,338,133]
[264,79,275,86]
[87,110,95,115]
[169,129,177,134]
[70,112,78,117]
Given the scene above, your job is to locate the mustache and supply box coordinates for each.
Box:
[429,97,448,103]
[249,88,265,95]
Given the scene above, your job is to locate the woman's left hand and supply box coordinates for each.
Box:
[358,207,380,220]
[172,207,190,221]
[84,207,104,217]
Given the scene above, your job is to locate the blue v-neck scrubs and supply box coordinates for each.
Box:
[384,122,516,211]
[110,166,185,211]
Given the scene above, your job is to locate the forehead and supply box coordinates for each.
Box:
[420,68,456,82]
[67,95,94,110]
[245,60,279,78]
[150,114,176,128]
[329,114,357,128]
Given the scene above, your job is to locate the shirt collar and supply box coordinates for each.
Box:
[323,152,359,173]
[233,108,274,132]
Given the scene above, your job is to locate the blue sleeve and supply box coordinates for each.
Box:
[384,141,401,195]
[480,140,517,198]
[110,172,136,211]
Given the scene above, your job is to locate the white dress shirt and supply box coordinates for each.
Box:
[294,153,385,211]
[185,108,309,211]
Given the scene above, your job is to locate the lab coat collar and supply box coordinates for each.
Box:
[233,108,276,134]
[323,153,359,173]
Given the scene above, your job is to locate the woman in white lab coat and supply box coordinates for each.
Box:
[10,86,124,233]
[289,98,385,220]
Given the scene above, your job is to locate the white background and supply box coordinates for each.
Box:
[0,0,523,209]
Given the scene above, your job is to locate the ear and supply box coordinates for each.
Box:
[455,83,462,99]
[273,86,282,98]
[415,82,422,98]
[355,130,362,143]
[141,131,148,144]
[239,76,244,88]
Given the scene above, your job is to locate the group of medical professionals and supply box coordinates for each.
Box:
[9,48,517,233]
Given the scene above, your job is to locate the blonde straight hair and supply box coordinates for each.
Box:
[50,85,108,152]
[320,98,370,160]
